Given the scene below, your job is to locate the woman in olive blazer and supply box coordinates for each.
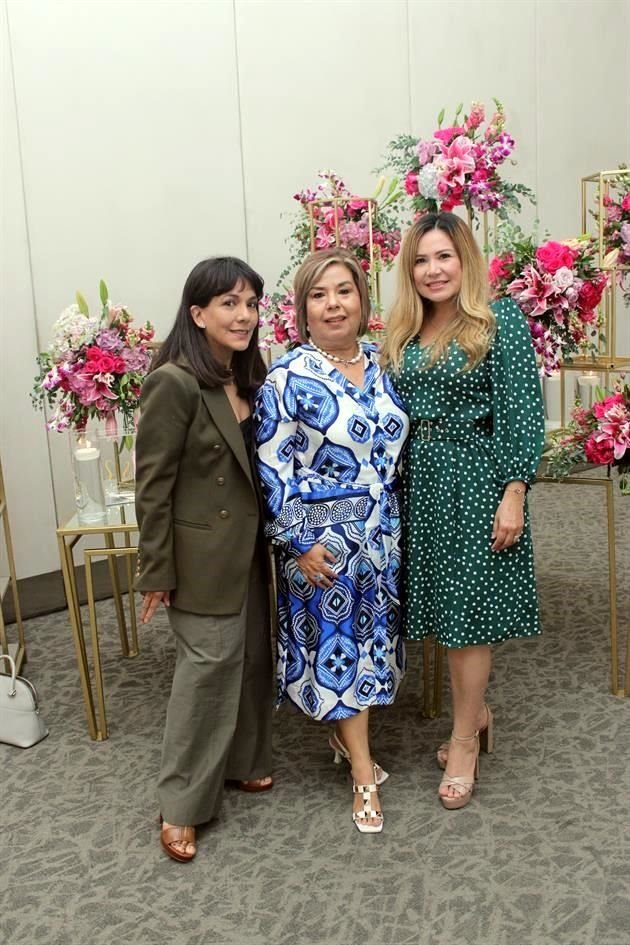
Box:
[135,257,273,863]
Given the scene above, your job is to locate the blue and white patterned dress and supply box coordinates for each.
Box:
[254,343,410,722]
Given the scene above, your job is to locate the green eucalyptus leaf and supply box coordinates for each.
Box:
[437,108,445,127]
[99,280,109,305]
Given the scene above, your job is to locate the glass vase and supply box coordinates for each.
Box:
[619,466,630,496]
[69,428,107,524]
[96,415,136,506]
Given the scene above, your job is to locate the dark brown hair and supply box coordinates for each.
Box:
[151,257,266,395]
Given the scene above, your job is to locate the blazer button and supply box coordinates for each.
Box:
[218,509,230,519]
[216,476,225,486]
[212,443,221,452]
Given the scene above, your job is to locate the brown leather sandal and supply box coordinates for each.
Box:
[225,777,273,793]
[160,823,196,862]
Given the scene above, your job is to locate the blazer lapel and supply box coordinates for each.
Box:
[201,387,254,489]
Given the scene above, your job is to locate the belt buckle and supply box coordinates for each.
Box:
[419,419,432,442]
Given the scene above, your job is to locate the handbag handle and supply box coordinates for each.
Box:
[0,653,17,696]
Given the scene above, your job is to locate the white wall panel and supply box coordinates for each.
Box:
[1,0,58,578]
[7,0,247,535]
[235,0,410,290]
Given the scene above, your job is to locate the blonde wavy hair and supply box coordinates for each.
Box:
[381,212,496,373]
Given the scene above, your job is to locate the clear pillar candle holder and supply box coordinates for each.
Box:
[69,431,107,524]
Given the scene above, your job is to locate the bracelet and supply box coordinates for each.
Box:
[505,485,525,496]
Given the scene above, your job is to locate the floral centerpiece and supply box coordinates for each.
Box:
[287,171,402,276]
[32,280,155,433]
[546,382,630,494]
[382,99,535,223]
[599,169,630,305]
[488,226,609,375]
[259,170,401,352]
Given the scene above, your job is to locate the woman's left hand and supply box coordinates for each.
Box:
[491,492,525,552]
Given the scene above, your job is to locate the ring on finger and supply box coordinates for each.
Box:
[313,572,324,582]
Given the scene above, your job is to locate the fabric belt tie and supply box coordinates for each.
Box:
[410,417,493,443]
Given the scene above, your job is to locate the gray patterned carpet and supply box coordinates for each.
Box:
[2,474,630,945]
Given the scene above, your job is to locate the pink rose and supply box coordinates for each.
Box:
[577,279,605,313]
[535,241,578,274]
[404,171,419,196]
[592,393,626,419]
[488,253,514,285]
[585,436,614,465]
[622,194,630,211]
[85,347,126,375]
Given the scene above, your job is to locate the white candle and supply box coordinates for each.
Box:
[74,443,106,523]
[75,446,100,462]
[577,372,600,409]
[542,371,562,425]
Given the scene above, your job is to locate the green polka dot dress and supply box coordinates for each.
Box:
[392,298,545,648]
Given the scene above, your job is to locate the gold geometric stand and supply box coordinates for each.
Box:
[56,506,139,740]
[0,457,26,673]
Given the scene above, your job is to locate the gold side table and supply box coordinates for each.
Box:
[57,504,139,740]
[423,466,629,717]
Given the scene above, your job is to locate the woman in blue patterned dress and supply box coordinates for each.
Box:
[255,248,409,833]
[383,213,545,811]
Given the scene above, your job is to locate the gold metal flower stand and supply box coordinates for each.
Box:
[57,504,139,740]
[0,458,27,672]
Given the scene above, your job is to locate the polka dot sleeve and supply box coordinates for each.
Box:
[489,298,545,486]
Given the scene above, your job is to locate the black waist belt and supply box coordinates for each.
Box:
[410,417,493,443]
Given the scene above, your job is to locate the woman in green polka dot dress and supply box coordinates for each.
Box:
[383,212,545,811]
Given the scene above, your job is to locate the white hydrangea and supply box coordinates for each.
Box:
[418,163,442,200]
[49,304,99,357]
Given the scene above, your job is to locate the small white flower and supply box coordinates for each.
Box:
[418,164,442,200]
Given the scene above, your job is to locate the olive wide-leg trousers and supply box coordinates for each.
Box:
[157,560,273,826]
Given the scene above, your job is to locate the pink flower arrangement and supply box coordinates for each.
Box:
[260,171,403,351]
[601,176,630,267]
[547,383,630,493]
[489,234,609,374]
[32,280,155,432]
[258,290,300,351]
[384,99,535,222]
[289,171,402,274]
[599,170,630,305]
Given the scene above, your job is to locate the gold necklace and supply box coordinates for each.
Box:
[311,341,362,365]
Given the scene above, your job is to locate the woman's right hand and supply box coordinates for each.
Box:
[140,591,171,624]
[296,544,337,588]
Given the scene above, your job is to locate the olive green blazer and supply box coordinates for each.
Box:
[134,362,261,615]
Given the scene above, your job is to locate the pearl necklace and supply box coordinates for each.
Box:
[311,342,363,365]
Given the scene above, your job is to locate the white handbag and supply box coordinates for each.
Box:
[0,654,49,748]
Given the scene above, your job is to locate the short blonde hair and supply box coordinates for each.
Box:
[293,248,371,342]
[381,213,495,373]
